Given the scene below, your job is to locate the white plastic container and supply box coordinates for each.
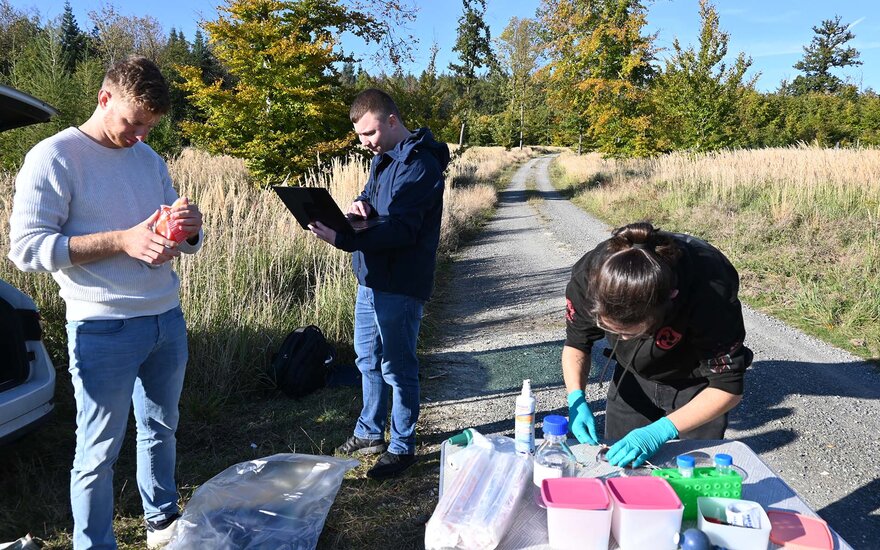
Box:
[514,379,536,454]
[542,477,612,550]
[607,476,683,550]
[697,496,772,550]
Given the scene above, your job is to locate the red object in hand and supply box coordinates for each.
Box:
[154,197,189,243]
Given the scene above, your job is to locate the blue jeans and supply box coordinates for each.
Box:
[353,285,424,455]
[66,307,188,550]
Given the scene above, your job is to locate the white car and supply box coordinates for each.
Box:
[0,84,59,443]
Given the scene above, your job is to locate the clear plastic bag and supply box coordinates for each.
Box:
[425,430,532,550]
[166,453,359,550]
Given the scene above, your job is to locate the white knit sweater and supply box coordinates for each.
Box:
[8,127,203,321]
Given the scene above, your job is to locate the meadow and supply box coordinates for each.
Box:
[0,145,532,548]
[551,146,880,361]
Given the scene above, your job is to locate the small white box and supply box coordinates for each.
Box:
[542,478,612,550]
[607,477,683,550]
[697,496,771,550]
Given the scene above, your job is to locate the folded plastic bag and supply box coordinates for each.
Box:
[166,453,359,550]
[153,197,189,243]
[425,430,532,550]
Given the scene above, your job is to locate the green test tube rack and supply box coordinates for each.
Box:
[652,466,742,520]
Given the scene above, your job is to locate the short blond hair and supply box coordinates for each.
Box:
[103,56,170,114]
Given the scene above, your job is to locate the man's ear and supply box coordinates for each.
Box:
[670,289,680,299]
[97,88,111,109]
[386,113,398,128]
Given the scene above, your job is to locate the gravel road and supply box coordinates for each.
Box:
[420,155,879,547]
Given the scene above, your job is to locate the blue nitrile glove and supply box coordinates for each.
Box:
[606,417,679,468]
[567,389,599,445]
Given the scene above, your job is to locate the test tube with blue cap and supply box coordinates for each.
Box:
[714,453,733,475]
[676,454,695,478]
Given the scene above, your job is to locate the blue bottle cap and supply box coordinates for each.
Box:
[714,453,733,467]
[542,415,568,436]
[676,454,695,468]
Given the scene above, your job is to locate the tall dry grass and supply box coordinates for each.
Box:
[0,146,524,548]
[447,145,536,187]
[553,146,880,358]
[1,146,508,400]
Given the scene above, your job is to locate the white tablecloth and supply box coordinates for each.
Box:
[439,439,850,550]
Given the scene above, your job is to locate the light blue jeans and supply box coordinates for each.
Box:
[353,285,424,455]
[66,306,187,550]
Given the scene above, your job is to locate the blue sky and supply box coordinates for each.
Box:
[17,0,880,92]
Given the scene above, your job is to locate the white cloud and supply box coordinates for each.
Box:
[846,17,866,31]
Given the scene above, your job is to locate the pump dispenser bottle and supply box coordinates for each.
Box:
[514,379,536,455]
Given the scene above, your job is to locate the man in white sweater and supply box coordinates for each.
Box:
[8,56,203,550]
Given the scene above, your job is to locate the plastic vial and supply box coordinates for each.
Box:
[533,415,576,507]
[514,379,536,455]
[677,454,695,478]
[714,453,733,475]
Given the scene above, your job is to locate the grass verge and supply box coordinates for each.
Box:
[550,147,880,364]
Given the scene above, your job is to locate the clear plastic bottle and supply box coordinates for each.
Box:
[533,415,576,507]
[714,453,733,476]
[514,379,536,455]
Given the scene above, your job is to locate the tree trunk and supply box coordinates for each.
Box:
[519,102,524,150]
[459,121,466,148]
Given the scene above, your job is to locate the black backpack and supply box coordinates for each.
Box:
[269,325,336,398]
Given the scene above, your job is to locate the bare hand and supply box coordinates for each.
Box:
[121,210,181,265]
[169,196,203,241]
[348,201,372,219]
[309,221,337,246]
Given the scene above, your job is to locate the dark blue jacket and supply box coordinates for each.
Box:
[334,128,449,301]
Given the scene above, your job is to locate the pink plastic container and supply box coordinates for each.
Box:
[541,478,612,550]
[607,476,683,550]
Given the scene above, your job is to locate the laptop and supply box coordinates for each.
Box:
[272,186,386,235]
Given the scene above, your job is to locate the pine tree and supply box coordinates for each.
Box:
[790,15,861,95]
[59,0,86,73]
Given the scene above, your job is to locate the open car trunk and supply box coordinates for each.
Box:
[0,84,59,131]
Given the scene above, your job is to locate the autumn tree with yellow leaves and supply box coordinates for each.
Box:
[178,0,411,185]
[538,0,658,157]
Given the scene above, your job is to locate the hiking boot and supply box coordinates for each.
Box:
[336,435,388,455]
[367,451,416,480]
[146,514,180,549]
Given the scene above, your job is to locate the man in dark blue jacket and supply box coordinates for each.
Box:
[310,89,449,479]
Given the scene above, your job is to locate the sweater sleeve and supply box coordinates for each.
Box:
[160,161,204,255]
[7,148,73,273]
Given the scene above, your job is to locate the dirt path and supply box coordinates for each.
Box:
[420,155,879,547]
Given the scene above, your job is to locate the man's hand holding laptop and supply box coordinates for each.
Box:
[309,200,373,244]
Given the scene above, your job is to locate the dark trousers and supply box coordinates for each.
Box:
[604,365,728,442]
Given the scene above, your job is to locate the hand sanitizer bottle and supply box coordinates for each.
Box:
[514,379,536,455]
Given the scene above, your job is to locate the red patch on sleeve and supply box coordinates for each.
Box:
[654,327,682,350]
[565,298,576,322]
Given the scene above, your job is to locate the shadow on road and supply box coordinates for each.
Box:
[818,478,880,549]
